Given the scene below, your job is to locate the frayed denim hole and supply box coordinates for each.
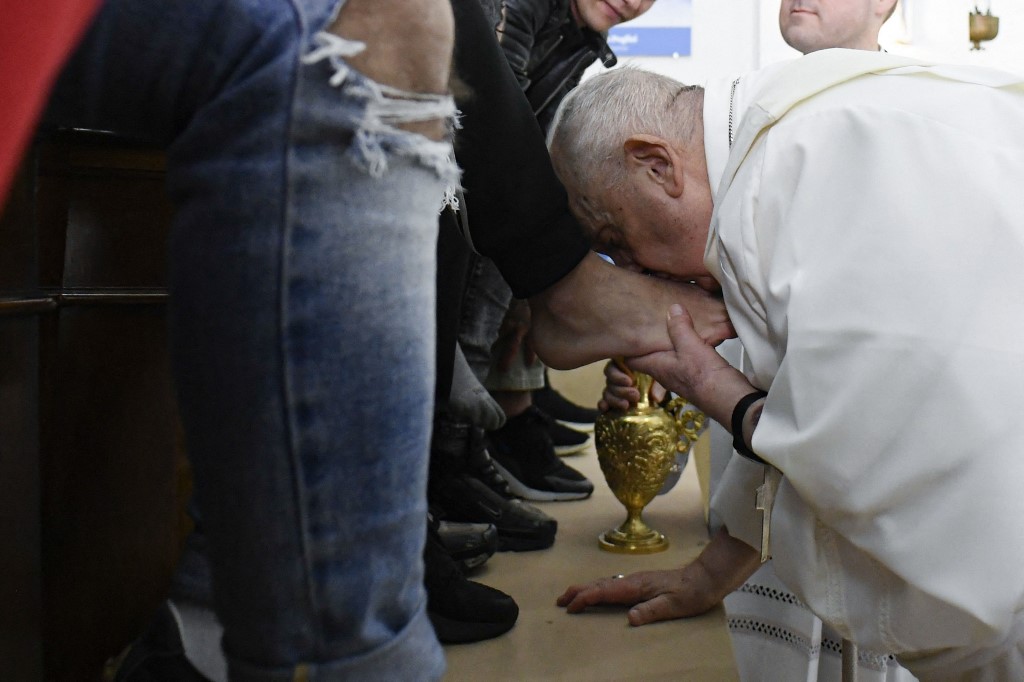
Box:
[302,31,458,177]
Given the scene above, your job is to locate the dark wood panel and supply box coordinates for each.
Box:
[0,142,44,680]
[0,159,39,294]
[36,133,171,291]
[1,132,191,681]
[0,317,44,680]
[41,305,186,680]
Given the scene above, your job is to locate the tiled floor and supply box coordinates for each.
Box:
[442,365,738,681]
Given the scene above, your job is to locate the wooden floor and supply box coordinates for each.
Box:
[442,365,739,681]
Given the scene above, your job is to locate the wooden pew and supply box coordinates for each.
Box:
[0,131,192,680]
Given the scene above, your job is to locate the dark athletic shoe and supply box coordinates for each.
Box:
[429,422,557,551]
[533,381,600,432]
[424,525,519,644]
[487,406,594,502]
[431,511,499,572]
[545,416,591,456]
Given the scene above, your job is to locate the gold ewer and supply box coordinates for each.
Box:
[595,369,706,554]
[969,9,999,50]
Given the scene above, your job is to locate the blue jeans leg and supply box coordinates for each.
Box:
[457,255,544,393]
[457,254,513,381]
[45,0,457,678]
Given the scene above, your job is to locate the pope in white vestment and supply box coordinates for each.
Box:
[709,50,1024,680]
[552,49,1024,681]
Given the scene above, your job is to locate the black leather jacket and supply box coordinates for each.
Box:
[495,0,617,131]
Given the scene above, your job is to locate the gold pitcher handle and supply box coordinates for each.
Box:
[664,396,707,451]
[612,356,633,380]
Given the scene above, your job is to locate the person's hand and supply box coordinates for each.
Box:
[599,360,667,413]
[600,360,639,412]
[556,529,761,627]
[494,299,537,371]
[556,565,721,627]
[628,304,754,427]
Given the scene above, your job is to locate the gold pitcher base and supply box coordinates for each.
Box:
[598,526,669,554]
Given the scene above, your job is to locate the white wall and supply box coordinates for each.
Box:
[598,0,764,85]
[896,0,1024,73]
[605,0,1024,82]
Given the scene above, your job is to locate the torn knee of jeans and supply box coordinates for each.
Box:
[302,31,461,206]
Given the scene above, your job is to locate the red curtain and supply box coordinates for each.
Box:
[0,0,101,203]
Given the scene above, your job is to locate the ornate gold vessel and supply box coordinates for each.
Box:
[595,371,705,554]
[969,9,999,50]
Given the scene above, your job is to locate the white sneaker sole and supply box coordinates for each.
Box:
[553,440,590,456]
[555,419,595,433]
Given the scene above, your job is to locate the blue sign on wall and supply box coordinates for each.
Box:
[607,0,692,57]
[607,27,692,57]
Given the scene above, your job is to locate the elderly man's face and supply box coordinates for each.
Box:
[779,0,887,53]
[570,0,657,33]
[566,179,720,293]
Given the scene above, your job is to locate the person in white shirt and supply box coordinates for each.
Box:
[600,4,907,679]
[779,0,896,53]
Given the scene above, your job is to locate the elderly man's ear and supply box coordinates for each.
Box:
[623,135,685,198]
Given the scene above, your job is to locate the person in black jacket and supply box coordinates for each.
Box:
[440,0,657,512]
[498,0,653,131]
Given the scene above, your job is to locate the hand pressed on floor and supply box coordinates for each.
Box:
[556,528,761,626]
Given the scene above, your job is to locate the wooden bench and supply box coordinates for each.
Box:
[0,130,192,680]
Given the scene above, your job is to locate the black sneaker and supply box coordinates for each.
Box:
[424,524,519,644]
[546,416,591,456]
[487,406,594,502]
[533,380,600,432]
[429,420,557,551]
[429,509,498,572]
[109,601,212,682]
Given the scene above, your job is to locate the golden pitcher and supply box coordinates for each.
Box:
[595,371,705,554]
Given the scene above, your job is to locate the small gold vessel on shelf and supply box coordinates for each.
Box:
[595,371,705,554]
[969,8,999,50]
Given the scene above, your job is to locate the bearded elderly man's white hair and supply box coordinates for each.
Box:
[547,66,703,201]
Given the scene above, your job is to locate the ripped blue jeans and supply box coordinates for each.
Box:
[458,254,545,392]
[44,0,456,679]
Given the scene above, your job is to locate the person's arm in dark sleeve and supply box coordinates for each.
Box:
[494,0,543,89]
[451,0,588,300]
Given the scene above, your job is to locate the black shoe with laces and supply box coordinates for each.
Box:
[546,416,591,456]
[533,380,600,432]
[487,406,594,502]
[424,523,519,644]
[429,419,557,551]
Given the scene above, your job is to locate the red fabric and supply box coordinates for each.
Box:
[0,0,101,203]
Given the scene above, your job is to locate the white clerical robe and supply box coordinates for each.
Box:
[703,48,1024,681]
